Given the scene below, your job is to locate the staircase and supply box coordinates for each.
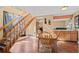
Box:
[0,13,35,53]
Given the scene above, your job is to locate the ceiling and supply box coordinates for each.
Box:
[1,6,79,16]
[15,6,79,16]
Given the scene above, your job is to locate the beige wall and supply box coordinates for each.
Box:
[0,9,3,40]
[36,15,66,32]
[26,18,36,37]
[36,15,53,31]
[43,20,66,31]
[51,21,65,27]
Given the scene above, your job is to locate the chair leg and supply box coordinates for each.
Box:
[38,40,40,53]
[49,48,52,53]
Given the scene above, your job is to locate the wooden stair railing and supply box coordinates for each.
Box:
[4,14,32,38]
[6,16,35,52]
[0,13,30,31]
[0,13,35,52]
[3,13,30,37]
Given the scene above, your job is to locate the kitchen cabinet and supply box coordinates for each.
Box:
[47,30,78,53]
[53,30,78,53]
[70,31,78,41]
[57,31,78,41]
[57,31,70,41]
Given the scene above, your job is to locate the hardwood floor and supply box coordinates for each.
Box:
[10,36,38,53]
[57,41,78,53]
[10,36,78,53]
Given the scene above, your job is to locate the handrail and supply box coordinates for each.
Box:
[20,17,35,36]
[0,18,16,30]
[13,13,31,28]
[1,14,35,52]
[4,14,31,35]
[21,17,35,32]
[5,16,35,39]
[0,13,30,31]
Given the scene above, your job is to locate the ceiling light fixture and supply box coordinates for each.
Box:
[61,6,68,11]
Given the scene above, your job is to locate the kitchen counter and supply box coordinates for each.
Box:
[52,29,76,31]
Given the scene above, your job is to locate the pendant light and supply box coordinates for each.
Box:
[48,20,51,25]
[44,18,47,24]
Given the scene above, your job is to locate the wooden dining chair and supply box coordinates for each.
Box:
[38,31,61,53]
[38,32,52,53]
